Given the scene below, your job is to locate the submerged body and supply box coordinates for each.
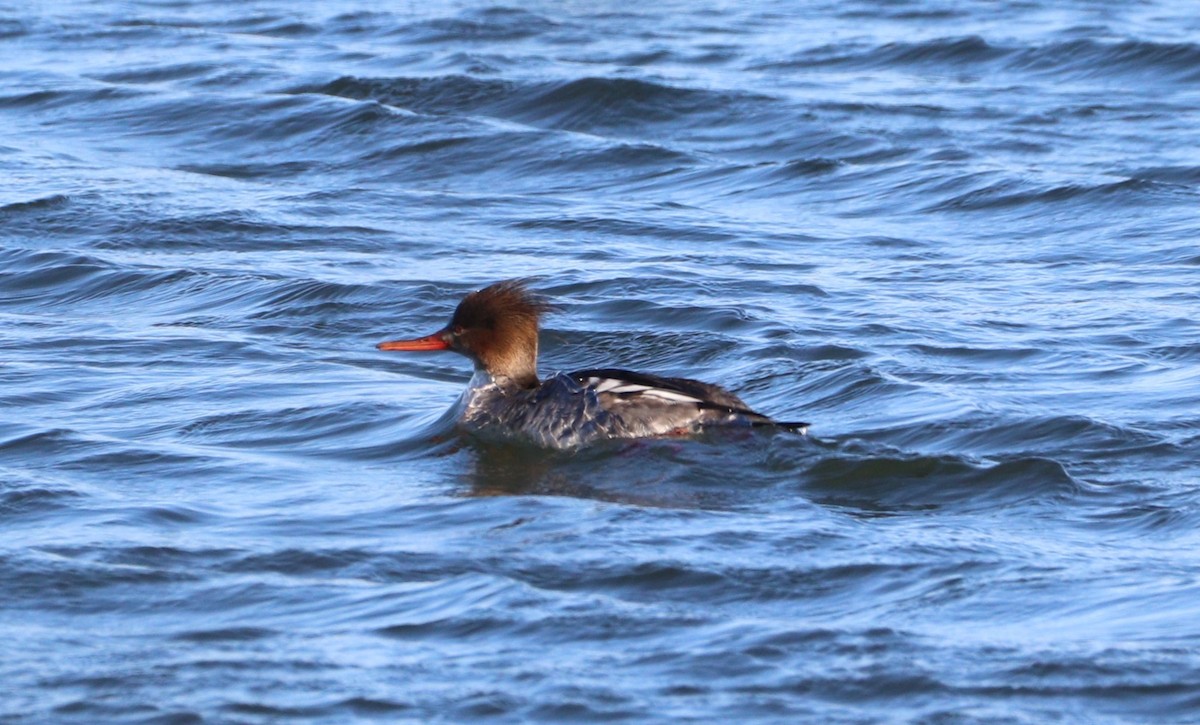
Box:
[378,281,807,450]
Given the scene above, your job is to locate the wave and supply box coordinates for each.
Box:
[177,400,416,453]
[213,14,319,38]
[927,176,1187,213]
[1126,165,1200,186]
[93,61,220,85]
[172,626,277,643]
[0,84,141,110]
[0,18,27,39]
[299,74,515,116]
[0,474,87,517]
[1009,38,1200,82]
[0,193,70,213]
[396,8,561,44]
[757,35,1003,69]
[768,35,1200,83]
[0,247,269,317]
[509,214,729,241]
[802,453,1080,512]
[866,35,1009,66]
[502,76,725,131]
[0,548,201,608]
[297,73,765,135]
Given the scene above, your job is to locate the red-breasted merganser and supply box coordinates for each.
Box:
[376,280,808,449]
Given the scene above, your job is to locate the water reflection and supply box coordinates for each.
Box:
[454,432,818,509]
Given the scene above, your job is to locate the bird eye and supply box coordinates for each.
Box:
[452,325,464,335]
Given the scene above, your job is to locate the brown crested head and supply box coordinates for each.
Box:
[447,280,554,387]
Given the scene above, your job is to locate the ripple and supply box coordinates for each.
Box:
[1,549,202,607]
[928,177,1185,212]
[769,36,1200,84]
[399,8,561,44]
[92,61,220,85]
[172,626,278,642]
[1010,39,1200,82]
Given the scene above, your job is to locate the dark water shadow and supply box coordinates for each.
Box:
[794,439,1084,517]
[453,429,819,510]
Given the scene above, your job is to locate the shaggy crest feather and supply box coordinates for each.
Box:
[451,280,554,331]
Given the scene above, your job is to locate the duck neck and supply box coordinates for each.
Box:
[477,359,539,390]
[476,329,540,390]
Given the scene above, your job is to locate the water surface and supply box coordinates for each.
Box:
[3,0,1200,721]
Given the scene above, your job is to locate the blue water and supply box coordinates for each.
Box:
[3,1,1200,721]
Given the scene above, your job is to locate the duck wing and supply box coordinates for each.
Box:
[569,368,807,432]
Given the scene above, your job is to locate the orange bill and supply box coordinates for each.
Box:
[376,331,450,351]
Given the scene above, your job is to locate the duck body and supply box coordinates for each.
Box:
[458,367,801,449]
[378,281,807,450]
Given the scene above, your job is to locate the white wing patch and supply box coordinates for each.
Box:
[609,384,651,394]
[585,377,704,405]
[638,389,703,404]
[591,378,629,393]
